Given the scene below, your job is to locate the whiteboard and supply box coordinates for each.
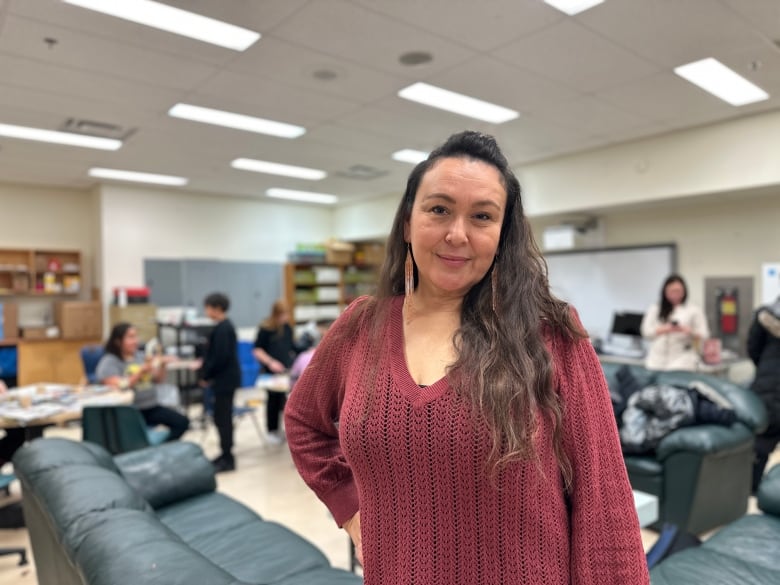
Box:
[545,244,676,341]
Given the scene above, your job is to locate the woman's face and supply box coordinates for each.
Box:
[121,327,139,356]
[664,281,686,306]
[405,157,506,300]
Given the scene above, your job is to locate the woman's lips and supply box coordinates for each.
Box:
[438,254,469,267]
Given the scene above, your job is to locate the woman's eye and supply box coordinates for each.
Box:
[430,205,448,215]
[474,213,492,221]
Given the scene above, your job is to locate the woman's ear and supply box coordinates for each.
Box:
[403,220,410,243]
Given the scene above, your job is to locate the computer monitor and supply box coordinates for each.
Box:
[610,311,644,337]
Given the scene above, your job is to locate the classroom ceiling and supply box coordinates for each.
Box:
[0,0,778,206]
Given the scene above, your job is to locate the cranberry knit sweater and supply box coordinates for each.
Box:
[285,297,649,584]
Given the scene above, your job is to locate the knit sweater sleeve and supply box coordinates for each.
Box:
[284,300,365,527]
[552,326,650,584]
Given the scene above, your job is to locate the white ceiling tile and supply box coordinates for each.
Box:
[577,0,764,68]
[493,19,660,93]
[349,0,564,51]
[193,70,363,126]
[430,55,583,115]
[227,36,408,102]
[530,94,652,136]
[720,0,780,43]
[0,15,220,90]
[271,0,475,77]
[6,0,308,65]
[0,54,184,108]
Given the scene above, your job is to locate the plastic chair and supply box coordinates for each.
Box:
[202,386,263,443]
[80,345,105,384]
[237,340,260,388]
[82,405,170,455]
[0,474,28,566]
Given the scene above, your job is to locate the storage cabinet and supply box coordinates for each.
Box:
[17,338,101,385]
[0,248,82,296]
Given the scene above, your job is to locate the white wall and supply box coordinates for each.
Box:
[332,194,398,241]
[98,184,334,302]
[518,110,780,217]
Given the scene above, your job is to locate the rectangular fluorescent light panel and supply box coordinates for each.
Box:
[62,0,260,51]
[398,82,519,124]
[674,58,769,106]
[543,0,605,16]
[89,167,188,186]
[392,149,429,165]
[231,158,326,180]
[266,188,338,205]
[0,122,122,150]
[169,104,305,138]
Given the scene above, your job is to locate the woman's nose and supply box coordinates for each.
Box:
[445,217,468,245]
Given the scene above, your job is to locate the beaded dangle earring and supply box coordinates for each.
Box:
[491,259,499,313]
[404,243,414,316]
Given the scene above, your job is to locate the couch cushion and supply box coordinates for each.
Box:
[157,492,329,583]
[624,455,662,476]
[758,464,780,516]
[700,513,780,570]
[13,437,119,476]
[73,508,244,585]
[23,464,151,559]
[275,568,363,584]
[115,441,217,509]
[650,546,780,585]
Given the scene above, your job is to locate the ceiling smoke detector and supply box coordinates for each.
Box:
[60,118,136,140]
[399,51,433,66]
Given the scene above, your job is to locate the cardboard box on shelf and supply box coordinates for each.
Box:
[325,240,355,266]
[355,243,385,266]
[0,302,18,340]
[54,301,102,340]
[20,326,48,340]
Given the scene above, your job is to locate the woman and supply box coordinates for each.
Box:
[747,296,780,491]
[641,274,709,371]
[253,300,296,445]
[95,322,189,440]
[285,131,648,584]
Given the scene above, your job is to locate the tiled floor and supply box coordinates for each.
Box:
[0,406,777,584]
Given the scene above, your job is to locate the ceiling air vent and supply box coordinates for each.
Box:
[60,118,136,140]
[334,164,388,181]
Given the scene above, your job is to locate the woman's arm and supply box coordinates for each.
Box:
[640,304,668,338]
[284,306,362,528]
[553,327,650,584]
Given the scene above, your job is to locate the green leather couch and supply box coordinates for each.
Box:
[650,464,780,584]
[601,363,768,534]
[13,438,362,585]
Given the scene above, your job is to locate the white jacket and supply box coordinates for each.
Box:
[641,303,710,371]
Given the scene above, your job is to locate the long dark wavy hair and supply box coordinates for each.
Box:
[658,274,688,322]
[345,131,584,486]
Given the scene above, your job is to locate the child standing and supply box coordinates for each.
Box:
[199,293,241,472]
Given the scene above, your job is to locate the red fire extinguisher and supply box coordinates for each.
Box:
[717,288,738,335]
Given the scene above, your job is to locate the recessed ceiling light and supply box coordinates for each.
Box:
[89,167,188,186]
[398,82,519,124]
[62,0,260,51]
[674,58,769,106]
[168,104,306,138]
[543,0,605,16]
[266,188,338,205]
[392,149,429,165]
[0,122,122,150]
[231,158,326,180]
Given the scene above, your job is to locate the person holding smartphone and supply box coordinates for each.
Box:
[641,274,709,371]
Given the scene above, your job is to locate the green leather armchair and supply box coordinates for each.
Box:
[650,464,780,584]
[601,363,768,534]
